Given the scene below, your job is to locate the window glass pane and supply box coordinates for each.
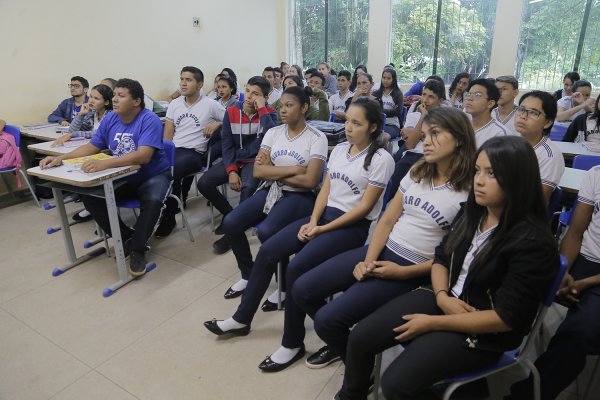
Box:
[516,0,586,90]
[292,0,369,71]
[390,0,497,84]
[577,1,600,88]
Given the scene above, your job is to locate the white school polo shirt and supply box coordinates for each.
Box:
[533,136,565,189]
[404,111,425,154]
[473,118,507,149]
[327,142,395,221]
[166,94,225,153]
[386,172,468,263]
[381,93,400,128]
[557,96,586,123]
[578,166,600,263]
[492,107,520,137]
[329,91,353,114]
[260,124,328,192]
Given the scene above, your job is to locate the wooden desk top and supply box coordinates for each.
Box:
[27,164,139,187]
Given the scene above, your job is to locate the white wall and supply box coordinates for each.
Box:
[0,0,286,124]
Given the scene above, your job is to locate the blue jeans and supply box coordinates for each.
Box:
[82,170,172,252]
[294,246,427,357]
[222,188,316,280]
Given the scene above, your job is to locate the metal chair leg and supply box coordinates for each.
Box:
[19,169,41,207]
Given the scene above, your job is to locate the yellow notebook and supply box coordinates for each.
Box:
[63,153,113,168]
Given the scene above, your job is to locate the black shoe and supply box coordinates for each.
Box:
[214,220,225,235]
[213,236,230,254]
[72,210,93,222]
[128,250,147,277]
[258,345,306,373]
[224,285,244,299]
[261,298,284,312]
[155,215,176,238]
[305,345,341,369]
[203,319,250,337]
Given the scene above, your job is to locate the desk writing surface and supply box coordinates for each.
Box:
[27,164,139,187]
[20,125,63,141]
[554,142,599,157]
[559,167,585,194]
[27,140,88,156]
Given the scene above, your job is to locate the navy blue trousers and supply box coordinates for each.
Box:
[222,188,316,280]
[164,147,205,217]
[383,124,401,140]
[509,254,600,400]
[232,207,370,327]
[294,246,428,359]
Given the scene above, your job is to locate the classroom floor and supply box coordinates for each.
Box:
[0,193,593,400]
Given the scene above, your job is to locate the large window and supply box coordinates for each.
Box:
[291,0,369,71]
[390,0,498,84]
[516,0,600,90]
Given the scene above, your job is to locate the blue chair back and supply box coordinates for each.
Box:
[329,112,336,122]
[238,93,245,102]
[573,155,600,171]
[4,124,21,147]
[545,255,568,306]
[549,124,568,141]
[401,106,408,126]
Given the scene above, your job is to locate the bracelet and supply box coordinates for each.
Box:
[435,289,448,297]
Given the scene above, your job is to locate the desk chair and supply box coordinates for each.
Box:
[549,124,568,142]
[1,124,41,207]
[117,140,194,242]
[372,256,568,400]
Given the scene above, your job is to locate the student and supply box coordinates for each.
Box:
[464,79,507,148]
[204,74,221,100]
[553,71,580,101]
[40,79,170,276]
[346,73,377,111]
[448,72,470,110]
[515,90,565,205]
[385,80,447,203]
[492,75,520,137]
[307,72,330,119]
[203,99,394,365]
[294,106,477,370]
[216,86,328,299]
[328,70,353,122]
[52,84,113,147]
[508,165,600,400]
[564,94,600,144]
[289,65,303,77]
[155,66,225,237]
[556,80,595,124]
[215,75,238,109]
[263,66,282,105]
[220,67,239,90]
[373,68,404,139]
[318,62,339,96]
[273,76,329,122]
[101,78,117,90]
[335,135,559,400]
[273,67,284,92]
[349,65,368,92]
[197,76,278,255]
[48,76,90,126]
[280,62,290,77]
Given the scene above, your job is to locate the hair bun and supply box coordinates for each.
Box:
[304,86,314,97]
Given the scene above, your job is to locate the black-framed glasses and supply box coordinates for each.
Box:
[464,91,487,100]
[68,83,82,89]
[515,105,544,119]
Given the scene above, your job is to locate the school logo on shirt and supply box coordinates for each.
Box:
[271,149,306,165]
[403,195,452,230]
[330,171,360,194]
[175,112,201,127]
[113,132,137,156]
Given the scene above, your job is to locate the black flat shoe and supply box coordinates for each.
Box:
[224,286,244,299]
[72,211,93,222]
[258,345,306,373]
[305,345,341,369]
[213,236,230,254]
[261,298,284,312]
[203,319,250,337]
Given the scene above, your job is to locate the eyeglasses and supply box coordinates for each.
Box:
[463,91,487,99]
[68,84,82,89]
[515,105,544,119]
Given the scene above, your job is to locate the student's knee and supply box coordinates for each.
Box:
[255,220,279,243]
[381,371,412,400]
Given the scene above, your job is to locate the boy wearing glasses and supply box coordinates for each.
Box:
[515,90,565,204]
[464,78,507,148]
[492,75,520,137]
[48,76,90,126]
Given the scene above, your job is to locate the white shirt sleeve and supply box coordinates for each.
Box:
[166,99,176,121]
[398,168,416,194]
[367,150,395,188]
[260,127,276,152]
[540,153,565,189]
[211,100,226,122]
[578,167,599,206]
[404,112,422,129]
[310,134,329,161]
